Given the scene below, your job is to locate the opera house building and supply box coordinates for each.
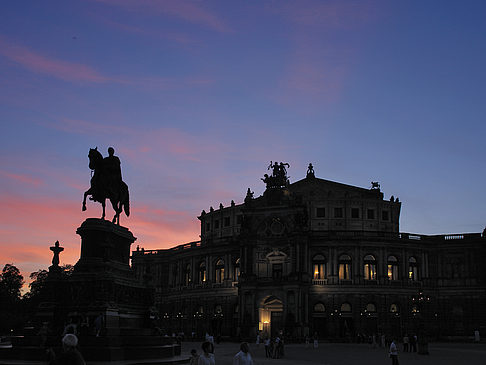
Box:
[131,164,485,340]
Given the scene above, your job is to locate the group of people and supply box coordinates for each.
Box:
[190,341,253,365]
[262,335,285,358]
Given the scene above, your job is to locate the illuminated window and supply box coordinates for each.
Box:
[314,303,326,312]
[363,254,377,280]
[312,254,327,279]
[339,254,352,280]
[215,259,225,283]
[198,262,206,283]
[387,256,399,280]
[341,302,352,313]
[234,258,240,281]
[390,303,399,313]
[184,263,191,286]
[408,257,418,281]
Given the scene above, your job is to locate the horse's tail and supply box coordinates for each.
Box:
[123,185,130,217]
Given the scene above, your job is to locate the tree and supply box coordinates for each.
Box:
[0,264,24,302]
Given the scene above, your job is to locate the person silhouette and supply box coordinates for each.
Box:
[103,147,122,196]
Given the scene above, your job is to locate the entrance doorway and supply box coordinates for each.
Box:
[260,296,283,338]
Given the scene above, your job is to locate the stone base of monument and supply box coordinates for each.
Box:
[0,219,187,364]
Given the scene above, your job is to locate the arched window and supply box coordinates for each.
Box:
[363,254,377,280]
[215,305,223,315]
[234,258,240,281]
[314,303,326,312]
[312,254,327,280]
[339,254,352,280]
[215,259,225,283]
[366,303,377,313]
[341,302,352,313]
[184,263,191,286]
[390,303,400,313]
[387,255,399,280]
[408,257,418,281]
[198,262,206,283]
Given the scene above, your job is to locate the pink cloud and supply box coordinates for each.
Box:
[93,0,232,33]
[0,36,109,83]
[0,170,43,186]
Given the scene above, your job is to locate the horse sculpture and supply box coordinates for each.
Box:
[82,147,130,224]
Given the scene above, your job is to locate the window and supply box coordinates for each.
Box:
[206,222,211,232]
[341,302,352,313]
[339,254,352,280]
[387,256,399,280]
[351,208,360,219]
[334,207,343,218]
[215,305,223,315]
[316,207,326,218]
[273,263,283,280]
[236,215,242,224]
[198,262,206,283]
[224,217,230,227]
[234,258,240,281]
[314,303,326,312]
[363,254,377,280]
[382,210,389,221]
[184,263,191,286]
[312,254,327,280]
[215,259,225,283]
[214,220,220,229]
[367,209,375,219]
[390,303,399,313]
[366,303,377,313]
[408,257,418,281]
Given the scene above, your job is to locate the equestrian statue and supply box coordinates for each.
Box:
[82,147,130,225]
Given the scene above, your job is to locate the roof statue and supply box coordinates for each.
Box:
[82,147,130,225]
[262,161,290,189]
[371,181,381,190]
[50,240,64,268]
[306,163,315,178]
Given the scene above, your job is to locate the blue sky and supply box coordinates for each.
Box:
[0,0,485,281]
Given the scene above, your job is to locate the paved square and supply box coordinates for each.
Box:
[182,341,486,365]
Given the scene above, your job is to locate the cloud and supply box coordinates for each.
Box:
[93,0,232,33]
[0,170,43,186]
[0,36,213,89]
[0,36,110,83]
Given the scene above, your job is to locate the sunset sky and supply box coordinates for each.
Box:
[1,1,485,287]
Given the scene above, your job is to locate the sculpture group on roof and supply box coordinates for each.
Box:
[262,161,290,189]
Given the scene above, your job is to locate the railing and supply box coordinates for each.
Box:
[312,279,328,285]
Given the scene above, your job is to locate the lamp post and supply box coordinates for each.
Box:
[411,290,430,355]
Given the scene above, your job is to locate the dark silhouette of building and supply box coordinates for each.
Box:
[132,164,486,341]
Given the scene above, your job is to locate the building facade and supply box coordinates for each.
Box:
[131,164,486,340]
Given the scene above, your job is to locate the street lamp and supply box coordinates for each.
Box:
[411,290,430,355]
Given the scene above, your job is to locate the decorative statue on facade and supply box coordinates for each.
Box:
[82,147,130,224]
[371,181,381,190]
[50,240,64,267]
[262,161,290,189]
[306,163,315,178]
